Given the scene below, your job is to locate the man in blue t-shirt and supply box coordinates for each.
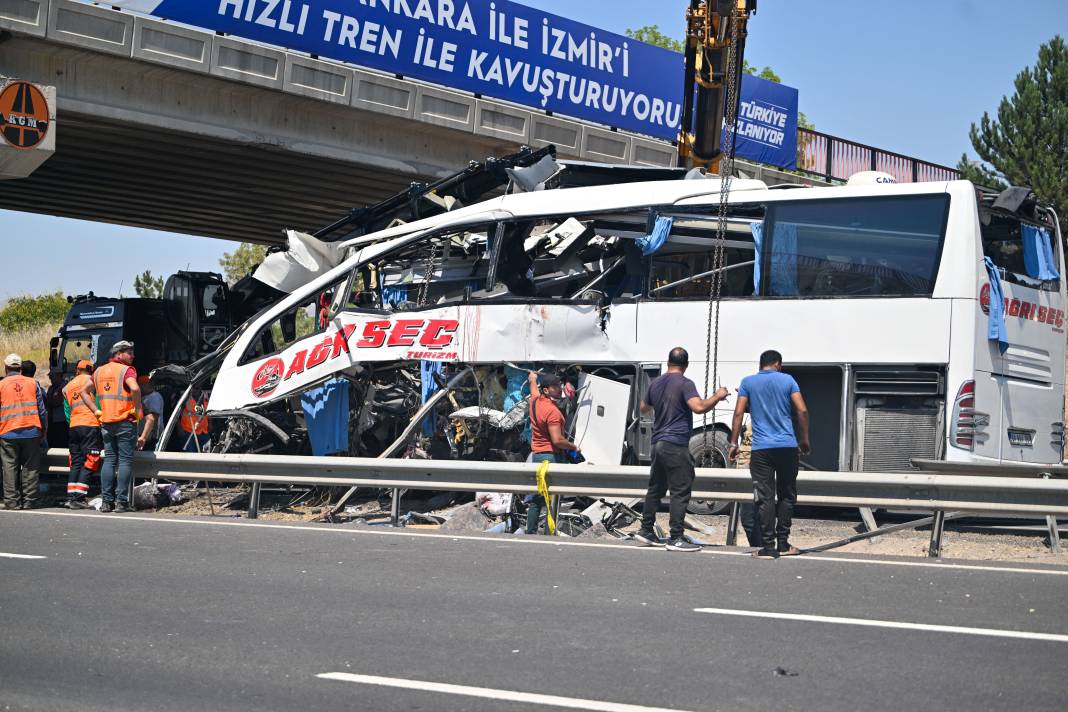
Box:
[729,349,810,560]
[635,347,729,552]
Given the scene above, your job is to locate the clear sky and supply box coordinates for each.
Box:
[2,0,1064,302]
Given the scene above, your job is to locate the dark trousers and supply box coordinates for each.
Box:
[1,436,41,508]
[101,421,136,505]
[749,447,799,549]
[641,441,695,540]
[68,425,102,502]
[526,452,557,534]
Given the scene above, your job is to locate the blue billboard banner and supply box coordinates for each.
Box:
[110,1,799,168]
[734,74,799,170]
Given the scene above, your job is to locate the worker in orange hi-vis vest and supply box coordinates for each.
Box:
[62,359,102,509]
[0,353,47,510]
[179,392,211,453]
[80,341,141,513]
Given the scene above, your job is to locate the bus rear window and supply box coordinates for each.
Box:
[761,194,950,297]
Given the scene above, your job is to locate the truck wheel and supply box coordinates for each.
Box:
[687,429,731,516]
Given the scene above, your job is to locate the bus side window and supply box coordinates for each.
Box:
[981,212,1060,289]
[761,195,949,297]
[238,278,343,365]
[648,208,764,299]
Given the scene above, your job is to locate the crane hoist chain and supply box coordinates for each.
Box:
[701,12,743,467]
[417,238,442,307]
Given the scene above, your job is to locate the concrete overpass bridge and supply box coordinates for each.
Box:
[0,1,815,245]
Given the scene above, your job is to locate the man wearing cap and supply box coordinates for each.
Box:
[63,360,101,509]
[524,370,580,535]
[80,341,141,513]
[0,353,47,510]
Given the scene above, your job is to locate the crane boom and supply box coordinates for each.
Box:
[677,0,757,171]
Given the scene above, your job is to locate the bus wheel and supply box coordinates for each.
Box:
[687,429,732,516]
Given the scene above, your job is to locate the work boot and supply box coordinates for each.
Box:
[67,499,89,510]
[99,502,114,513]
[113,502,131,514]
[20,501,37,510]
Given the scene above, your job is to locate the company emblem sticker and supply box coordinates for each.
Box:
[979,283,990,315]
[251,358,285,398]
[0,82,50,150]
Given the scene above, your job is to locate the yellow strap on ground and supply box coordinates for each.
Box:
[535,459,556,535]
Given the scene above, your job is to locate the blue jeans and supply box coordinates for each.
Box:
[101,421,136,505]
[525,452,557,534]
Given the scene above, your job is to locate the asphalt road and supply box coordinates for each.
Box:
[1,510,1066,712]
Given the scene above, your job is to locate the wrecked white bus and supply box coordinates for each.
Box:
[174,168,1065,488]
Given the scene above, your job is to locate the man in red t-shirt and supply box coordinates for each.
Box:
[525,371,579,534]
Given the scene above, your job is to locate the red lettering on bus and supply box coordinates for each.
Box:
[331,324,357,358]
[284,350,307,381]
[356,320,391,348]
[306,336,333,368]
[387,320,424,347]
[420,319,459,349]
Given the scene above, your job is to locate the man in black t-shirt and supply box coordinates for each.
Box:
[636,347,729,552]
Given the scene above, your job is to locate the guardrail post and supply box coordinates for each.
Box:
[1040,472,1062,553]
[390,487,401,527]
[725,502,740,546]
[928,510,946,558]
[247,482,261,520]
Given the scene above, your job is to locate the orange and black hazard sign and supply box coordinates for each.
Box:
[0,81,51,150]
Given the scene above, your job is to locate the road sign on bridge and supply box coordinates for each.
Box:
[0,78,55,178]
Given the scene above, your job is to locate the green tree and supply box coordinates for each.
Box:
[625,25,813,130]
[956,35,1066,230]
[625,25,683,53]
[133,270,164,299]
[220,243,268,285]
[0,292,69,332]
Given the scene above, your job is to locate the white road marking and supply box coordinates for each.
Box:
[694,607,1068,643]
[0,552,46,559]
[317,672,694,712]
[9,510,1068,577]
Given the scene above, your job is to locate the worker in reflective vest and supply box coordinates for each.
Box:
[62,359,102,509]
[80,341,141,513]
[180,393,210,452]
[0,353,47,510]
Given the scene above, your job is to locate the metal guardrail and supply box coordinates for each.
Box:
[43,450,1068,516]
[796,128,960,185]
[43,449,1065,556]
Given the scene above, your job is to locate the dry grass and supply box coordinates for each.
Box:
[0,322,60,371]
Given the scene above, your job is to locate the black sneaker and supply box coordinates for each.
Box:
[752,547,779,559]
[99,502,114,513]
[632,529,663,547]
[665,538,701,552]
[67,499,90,510]
[113,503,132,514]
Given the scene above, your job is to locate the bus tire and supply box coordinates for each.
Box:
[686,429,731,516]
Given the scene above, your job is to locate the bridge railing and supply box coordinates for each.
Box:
[796,128,960,184]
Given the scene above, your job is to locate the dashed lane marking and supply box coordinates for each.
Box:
[316,672,695,712]
[0,552,46,559]
[694,607,1068,643]
[6,510,1068,577]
